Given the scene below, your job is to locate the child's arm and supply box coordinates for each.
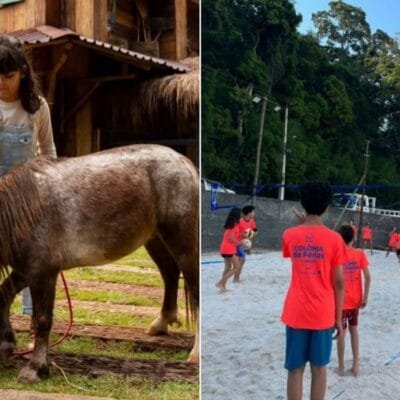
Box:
[292,207,305,224]
[228,231,244,246]
[334,265,345,338]
[360,267,371,308]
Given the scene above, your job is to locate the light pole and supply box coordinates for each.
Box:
[357,140,371,248]
[252,96,267,197]
[278,105,289,201]
[252,95,281,200]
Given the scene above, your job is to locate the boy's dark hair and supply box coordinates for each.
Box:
[338,225,354,245]
[0,35,41,113]
[242,205,255,216]
[300,181,333,216]
[224,207,241,229]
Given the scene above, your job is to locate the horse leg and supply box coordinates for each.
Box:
[156,228,199,363]
[0,271,28,365]
[17,272,57,383]
[145,237,180,335]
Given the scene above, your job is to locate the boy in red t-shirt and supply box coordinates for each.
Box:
[233,205,258,282]
[282,182,345,400]
[337,225,371,376]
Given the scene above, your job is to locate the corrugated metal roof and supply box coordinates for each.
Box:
[8,25,189,73]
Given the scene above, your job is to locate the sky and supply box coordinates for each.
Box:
[293,0,400,38]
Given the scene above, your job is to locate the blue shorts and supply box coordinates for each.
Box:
[236,246,246,258]
[284,326,334,371]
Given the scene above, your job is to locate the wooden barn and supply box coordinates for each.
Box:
[0,0,199,163]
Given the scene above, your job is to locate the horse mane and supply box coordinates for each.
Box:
[0,161,44,271]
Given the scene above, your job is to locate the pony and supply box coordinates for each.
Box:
[0,144,199,383]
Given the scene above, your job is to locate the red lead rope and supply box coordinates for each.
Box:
[13,272,74,357]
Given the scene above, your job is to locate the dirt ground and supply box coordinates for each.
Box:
[11,315,194,352]
[10,313,197,383]
[6,263,198,400]
[0,389,116,400]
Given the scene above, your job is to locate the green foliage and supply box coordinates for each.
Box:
[202,0,400,204]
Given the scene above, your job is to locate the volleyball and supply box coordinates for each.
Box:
[241,239,252,250]
[244,228,255,239]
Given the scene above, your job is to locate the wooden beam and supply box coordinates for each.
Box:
[63,74,136,84]
[62,81,101,125]
[174,0,187,60]
[46,42,73,109]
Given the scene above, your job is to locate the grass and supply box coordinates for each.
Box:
[4,247,198,399]
[0,370,198,400]
[114,248,158,269]
[56,287,163,307]
[16,332,190,362]
[64,268,164,288]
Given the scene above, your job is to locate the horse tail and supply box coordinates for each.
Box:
[183,272,198,330]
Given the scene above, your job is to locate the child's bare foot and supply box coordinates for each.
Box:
[352,362,360,376]
[336,367,345,377]
[215,282,227,292]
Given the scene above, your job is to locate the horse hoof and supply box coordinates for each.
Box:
[18,367,41,383]
[146,325,168,336]
[187,353,199,364]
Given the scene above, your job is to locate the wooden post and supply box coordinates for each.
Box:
[74,0,95,38]
[46,43,73,111]
[174,0,187,60]
[94,0,109,42]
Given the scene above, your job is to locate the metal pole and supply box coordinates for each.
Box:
[357,140,371,248]
[278,105,289,200]
[252,97,267,199]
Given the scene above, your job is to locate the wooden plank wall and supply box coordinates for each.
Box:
[187,0,198,55]
[74,0,94,38]
[153,0,175,59]
[0,0,46,32]
[57,0,108,41]
[174,0,187,60]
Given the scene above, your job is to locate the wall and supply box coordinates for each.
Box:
[0,0,46,32]
[202,190,399,253]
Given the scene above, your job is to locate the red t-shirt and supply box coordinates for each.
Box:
[281,225,346,330]
[238,217,257,237]
[220,225,240,254]
[388,232,397,247]
[362,227,372,240]
[343,247,369,310]
[395,233,400,249]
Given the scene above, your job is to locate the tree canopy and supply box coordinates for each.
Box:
[202,0,400,207]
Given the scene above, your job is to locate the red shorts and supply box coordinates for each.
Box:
[342,309,359,329]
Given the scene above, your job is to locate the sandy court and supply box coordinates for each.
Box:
[201,249,400,400]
